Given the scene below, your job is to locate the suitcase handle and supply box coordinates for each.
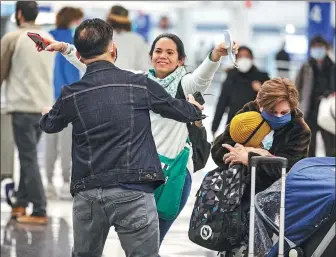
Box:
[248,155,288,257]
[250,156,288,168]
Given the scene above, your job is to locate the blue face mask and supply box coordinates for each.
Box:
[310,47,326,60]
[261,111,291,130]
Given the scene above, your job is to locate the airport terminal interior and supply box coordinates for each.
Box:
[1,1,335,257]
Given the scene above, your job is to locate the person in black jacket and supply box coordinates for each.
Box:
[212,46,270,136]
[295,35,335,157]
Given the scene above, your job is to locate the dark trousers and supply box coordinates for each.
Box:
[12,112,46,216]
[306,113,336,157]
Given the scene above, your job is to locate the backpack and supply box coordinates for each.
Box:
[188,164,249,251]
[175,81,211,172]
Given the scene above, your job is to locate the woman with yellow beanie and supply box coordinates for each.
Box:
[221,111,274,165]
[212,77,311,192]
[229,111,271,148]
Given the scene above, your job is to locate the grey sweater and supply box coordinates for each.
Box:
[1,23,55,113]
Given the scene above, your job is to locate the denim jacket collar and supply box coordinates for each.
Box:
[85,60,119,75]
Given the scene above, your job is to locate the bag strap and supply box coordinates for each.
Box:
[175,79,186,100]
[242,119,267,145]
[186,137,191,144]
[175,72,193,144]
[175,67,193,99]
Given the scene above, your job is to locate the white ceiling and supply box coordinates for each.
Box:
[2,1,335,28]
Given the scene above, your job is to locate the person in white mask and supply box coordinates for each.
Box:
[212,46,270,136]
[295,35,335,157]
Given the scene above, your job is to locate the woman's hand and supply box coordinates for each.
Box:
[35,37,55,52]
[251,80,262,92]
[210,41,239,62]
[194,120,203,127]
[222,143,248,166]
[187,94,204,111]
[35,38,67,53]
[42,107,52,115]
[45,41,68,53]
[245,147,272,156]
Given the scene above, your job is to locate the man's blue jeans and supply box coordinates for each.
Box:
[72,187,159,257]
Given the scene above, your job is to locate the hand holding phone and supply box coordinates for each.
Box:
[193,91,205,105]
[187,94,204,111]
[27,32,51,51]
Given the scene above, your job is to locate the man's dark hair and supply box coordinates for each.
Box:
[16,1,39,22]
[74,18,114,59]
[309,35,330,49]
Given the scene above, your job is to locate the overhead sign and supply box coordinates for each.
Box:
[308,2,334,45]
[133,12,151,42]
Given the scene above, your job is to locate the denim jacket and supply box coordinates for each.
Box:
[40,61,202,195]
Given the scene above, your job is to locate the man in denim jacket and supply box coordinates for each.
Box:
[39,18,203,257]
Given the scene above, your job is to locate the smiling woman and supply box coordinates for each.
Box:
[149,34,186,78]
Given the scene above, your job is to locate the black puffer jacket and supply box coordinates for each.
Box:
[212,66,269,133]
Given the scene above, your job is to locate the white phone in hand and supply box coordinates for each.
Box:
[223,30,238,68]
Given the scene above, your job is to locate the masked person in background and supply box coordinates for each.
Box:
[295,35,335,157]
[212,46,269,137]
[46,7,83,199]
[212,77,311,193]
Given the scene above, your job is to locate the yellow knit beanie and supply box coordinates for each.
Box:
[230,111,271,147]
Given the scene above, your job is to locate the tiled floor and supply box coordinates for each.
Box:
[0,82,327,257]
[0,192,217,257]
[0,168,219,256]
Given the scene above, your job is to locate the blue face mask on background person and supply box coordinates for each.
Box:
[261,111,291,130]
[310,47,326,60]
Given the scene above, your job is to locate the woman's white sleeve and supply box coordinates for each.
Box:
[62,44,87,73]
[181,53,222,96]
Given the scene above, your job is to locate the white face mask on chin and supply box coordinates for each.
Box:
[237,57,253,73]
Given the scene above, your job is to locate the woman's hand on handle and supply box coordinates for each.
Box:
[210,41,239,62]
